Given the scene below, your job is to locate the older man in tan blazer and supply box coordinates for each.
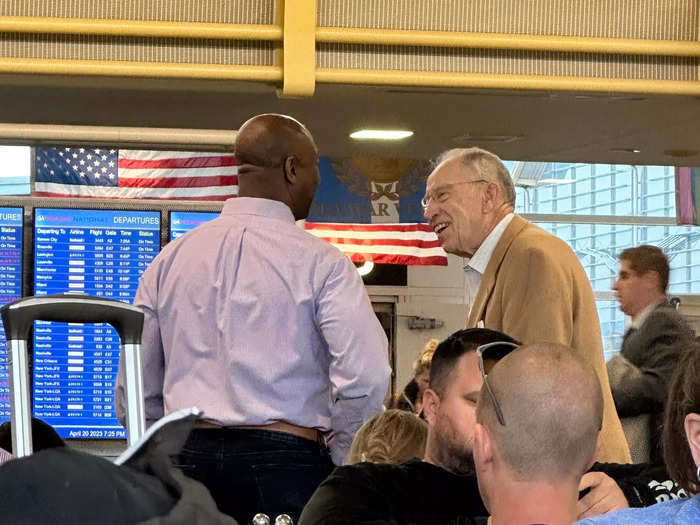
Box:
[423,147,631,464]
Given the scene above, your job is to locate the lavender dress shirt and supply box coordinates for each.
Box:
[114,197,390,464]
[0,447,11,465]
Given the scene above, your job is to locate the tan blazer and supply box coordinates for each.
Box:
[467,215,631,463]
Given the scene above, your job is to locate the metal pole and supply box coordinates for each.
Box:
[122,342,146,447]
[7,339,32,457]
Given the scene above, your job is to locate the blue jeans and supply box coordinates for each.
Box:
[176,428,334,524]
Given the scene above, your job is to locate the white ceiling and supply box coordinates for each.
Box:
[0,73,698,166]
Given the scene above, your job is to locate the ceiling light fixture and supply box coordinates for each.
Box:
[664,149,699,158]
[350,130,414,140]
[609,148,641,154]
[356,261,375,276]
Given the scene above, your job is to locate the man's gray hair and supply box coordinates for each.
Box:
[436,147,516,206]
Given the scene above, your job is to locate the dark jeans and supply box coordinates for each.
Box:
[176,428,334,525]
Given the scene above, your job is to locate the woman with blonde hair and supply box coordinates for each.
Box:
[347,409,428,465]
[392,338,439,416]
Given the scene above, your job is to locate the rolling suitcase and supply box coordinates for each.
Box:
[1,292,147,456]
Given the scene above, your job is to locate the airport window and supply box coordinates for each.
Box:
[506,161,696,358]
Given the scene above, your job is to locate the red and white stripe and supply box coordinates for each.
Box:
[305,222,448,266]
[117,150,238,201]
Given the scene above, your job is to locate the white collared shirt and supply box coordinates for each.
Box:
[629,299,665,330]
[463,213,514,316]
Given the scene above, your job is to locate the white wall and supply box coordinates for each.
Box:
[368,253,468,394]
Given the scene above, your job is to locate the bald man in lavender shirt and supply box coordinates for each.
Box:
[115,114,390,523]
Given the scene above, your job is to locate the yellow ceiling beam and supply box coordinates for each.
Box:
[0,58,282,81]
[316,68,700,96]
[0,16,281,40]
[316,27,700,58]
[278,0,317,97]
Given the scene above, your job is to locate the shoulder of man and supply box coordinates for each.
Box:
[299,462,407,525]
[590,462,689,508]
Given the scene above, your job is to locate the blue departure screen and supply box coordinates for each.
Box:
[0,207,23,424]
[33,208,160,439]
[169,211,219,241]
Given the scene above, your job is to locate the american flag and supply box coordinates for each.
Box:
[34,148,238,201]
[305,222,448,265]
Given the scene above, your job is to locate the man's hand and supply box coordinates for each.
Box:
[577,471,629,519]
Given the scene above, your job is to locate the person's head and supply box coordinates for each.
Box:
[613,245,669,317]
[422,328,519,475]
[473,343,603,512]
[423,148,515,257]
[346,409,428,465]
[413,338,439,396]
[234,113,320,220]
[663,342,700,495]
[0,417,66,453]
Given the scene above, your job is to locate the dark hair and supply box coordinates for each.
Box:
[662,342,700,494]
[429,328,519,395]
[619,245,669,292]
[0,417,66,453]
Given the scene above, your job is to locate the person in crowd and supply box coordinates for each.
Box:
[346,409,428,465]
[473,342,604,525]
[115,113,390,523]
[422,147,630,463]
[609,245,694,463]
[391,338,439,415]
[576,341,700,524]
[300,329,684,525]
[0,416,66,453]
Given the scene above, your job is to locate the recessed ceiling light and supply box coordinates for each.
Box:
[350,129,414,140]
[609,148,641,154]
[664,149,699,158]
[355,261,375,276]
[452,133,522,144]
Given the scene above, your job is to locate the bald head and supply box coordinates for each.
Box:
[476,343,603,482]
[234,114,320,219]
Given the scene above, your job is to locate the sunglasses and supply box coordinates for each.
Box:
[476,341,519,426]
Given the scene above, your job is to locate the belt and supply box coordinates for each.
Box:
[193,420,321,443]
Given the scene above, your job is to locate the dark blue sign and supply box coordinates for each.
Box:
[32,208,160,439]
[0,207,23,423]
[169,211,219,241]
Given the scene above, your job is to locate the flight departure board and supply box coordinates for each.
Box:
[169,211,219,241]
[0,207,23,424]
[33,208,160,438]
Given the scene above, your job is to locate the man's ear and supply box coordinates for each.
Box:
[481,181,500,212]
[422,388,440,426]
[474,422,494,472]
[684,413,700,468]
[283,156,297,184]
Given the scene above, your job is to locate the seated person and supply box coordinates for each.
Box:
[473,342,604,525]
[300,329,686,525]
[0,417,65,453]
[346,409,428,464]
[576,342,700,524]
[391,338,439,415]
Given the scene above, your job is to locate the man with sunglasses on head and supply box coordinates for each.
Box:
[301,328,684,525]
[473,342,605,525]
[115,114,390,523]
[300,328,513,525]
[423,147,630,465]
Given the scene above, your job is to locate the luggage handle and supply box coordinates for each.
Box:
[1,294,146,455]
[1,293,143,343]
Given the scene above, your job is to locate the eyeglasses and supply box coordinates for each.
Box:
[421,179,489,209]
[476,341,519,426]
